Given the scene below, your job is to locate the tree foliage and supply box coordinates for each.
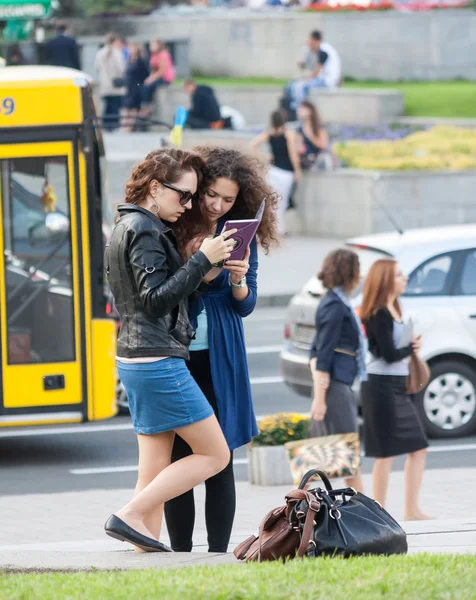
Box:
[56,0,85,17]
[82,0,158,16]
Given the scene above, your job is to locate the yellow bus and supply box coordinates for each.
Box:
[0,65,117,427]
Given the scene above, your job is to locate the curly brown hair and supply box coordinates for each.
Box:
[124,148,204,207]
[318,248,360,290]
[172,145,279,254]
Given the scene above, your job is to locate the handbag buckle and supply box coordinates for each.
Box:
[315,488,325,500]
[309,499,321,511]
[329,508,342,520]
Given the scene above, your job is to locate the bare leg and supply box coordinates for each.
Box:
[404,448,431,520]
[115,415,229,538]
[132,431,175,552]
[120,108,129,132]
[129,109,139,131]
[139,104,151,128]
[345,471,364,494]
[372,457,394,507]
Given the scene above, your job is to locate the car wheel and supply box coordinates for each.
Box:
[415,360,476,438]
[116,378,130,415]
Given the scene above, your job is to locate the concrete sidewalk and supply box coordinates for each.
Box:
[1,467,475,571]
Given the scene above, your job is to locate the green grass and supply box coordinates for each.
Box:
[346,80,476,119]
[178,78,476,119]
[1,555,476,600]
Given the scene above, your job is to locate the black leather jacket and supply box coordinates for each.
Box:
[105,204,212,359]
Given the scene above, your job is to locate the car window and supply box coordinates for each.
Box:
[405,254,454,296]
[459,250,476,295]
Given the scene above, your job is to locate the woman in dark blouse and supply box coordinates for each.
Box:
[297,100,329,170]
[250,110,301,236]
[360,259,430,521]
[310,248,366,492]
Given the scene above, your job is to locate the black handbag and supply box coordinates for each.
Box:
[286,469,408,558]
[113,77,126,88]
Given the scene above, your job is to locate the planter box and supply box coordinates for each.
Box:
[247,444,293,487]
[295,169,476,238]
[153,85,403,127]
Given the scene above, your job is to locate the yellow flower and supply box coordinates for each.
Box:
[334,125,476,171]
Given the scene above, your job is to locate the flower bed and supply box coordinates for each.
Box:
[334,125,476,170]
[328,122,427,144]
[305,0,471,11]
[251,413,310,447]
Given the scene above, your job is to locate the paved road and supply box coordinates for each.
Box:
[1,307,475,495]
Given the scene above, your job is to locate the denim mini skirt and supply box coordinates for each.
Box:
[117,358,214,435]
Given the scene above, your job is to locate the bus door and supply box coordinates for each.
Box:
[0,142,87,425]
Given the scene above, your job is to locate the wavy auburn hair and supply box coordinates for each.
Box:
[124,148,204,208]
[318,248,360,291]
[173,145,279,254]
[360,259,402,324]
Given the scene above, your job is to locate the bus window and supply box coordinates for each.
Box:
[2,157,75,365]
[100,154,115,233]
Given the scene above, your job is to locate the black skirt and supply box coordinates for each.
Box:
[361,375,428,458]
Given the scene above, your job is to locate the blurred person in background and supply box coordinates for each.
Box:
[250,110,301,236]
[281,30,341,121]
[183,79,226,130]
[309,248,365,493]
[115,36,130,63]
[7,45,26,66]
[46,22,81,70]
[360,259,430,521]
[95,33,126,132]
[164,146,278,553]
[297,100,330,170]
[140,40,176,121]
[121,43,149,132]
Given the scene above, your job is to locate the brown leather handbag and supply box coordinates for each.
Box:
[406,354,430,395]
[233,504,301,562]
[233,472,329,562]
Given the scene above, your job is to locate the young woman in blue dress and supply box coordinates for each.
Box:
[164,146,279,553]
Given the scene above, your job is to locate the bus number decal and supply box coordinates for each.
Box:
[1,98,15,116]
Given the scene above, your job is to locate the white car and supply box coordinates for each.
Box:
[281,224,476,438]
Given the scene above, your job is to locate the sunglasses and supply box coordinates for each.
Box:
[162,182,196,206]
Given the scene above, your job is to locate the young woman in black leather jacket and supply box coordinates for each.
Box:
[104,148,237,553]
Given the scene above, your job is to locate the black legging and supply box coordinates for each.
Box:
[164,349,236,553]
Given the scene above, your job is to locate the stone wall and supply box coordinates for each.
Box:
[154,86,404,126]
[74,10,476,81]
[103,130,476,238]
[296,169,476,238]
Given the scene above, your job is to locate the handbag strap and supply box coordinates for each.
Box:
[286,489,321,558]
[298,469,333,491]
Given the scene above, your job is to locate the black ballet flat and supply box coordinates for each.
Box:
[104,514,173,553]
